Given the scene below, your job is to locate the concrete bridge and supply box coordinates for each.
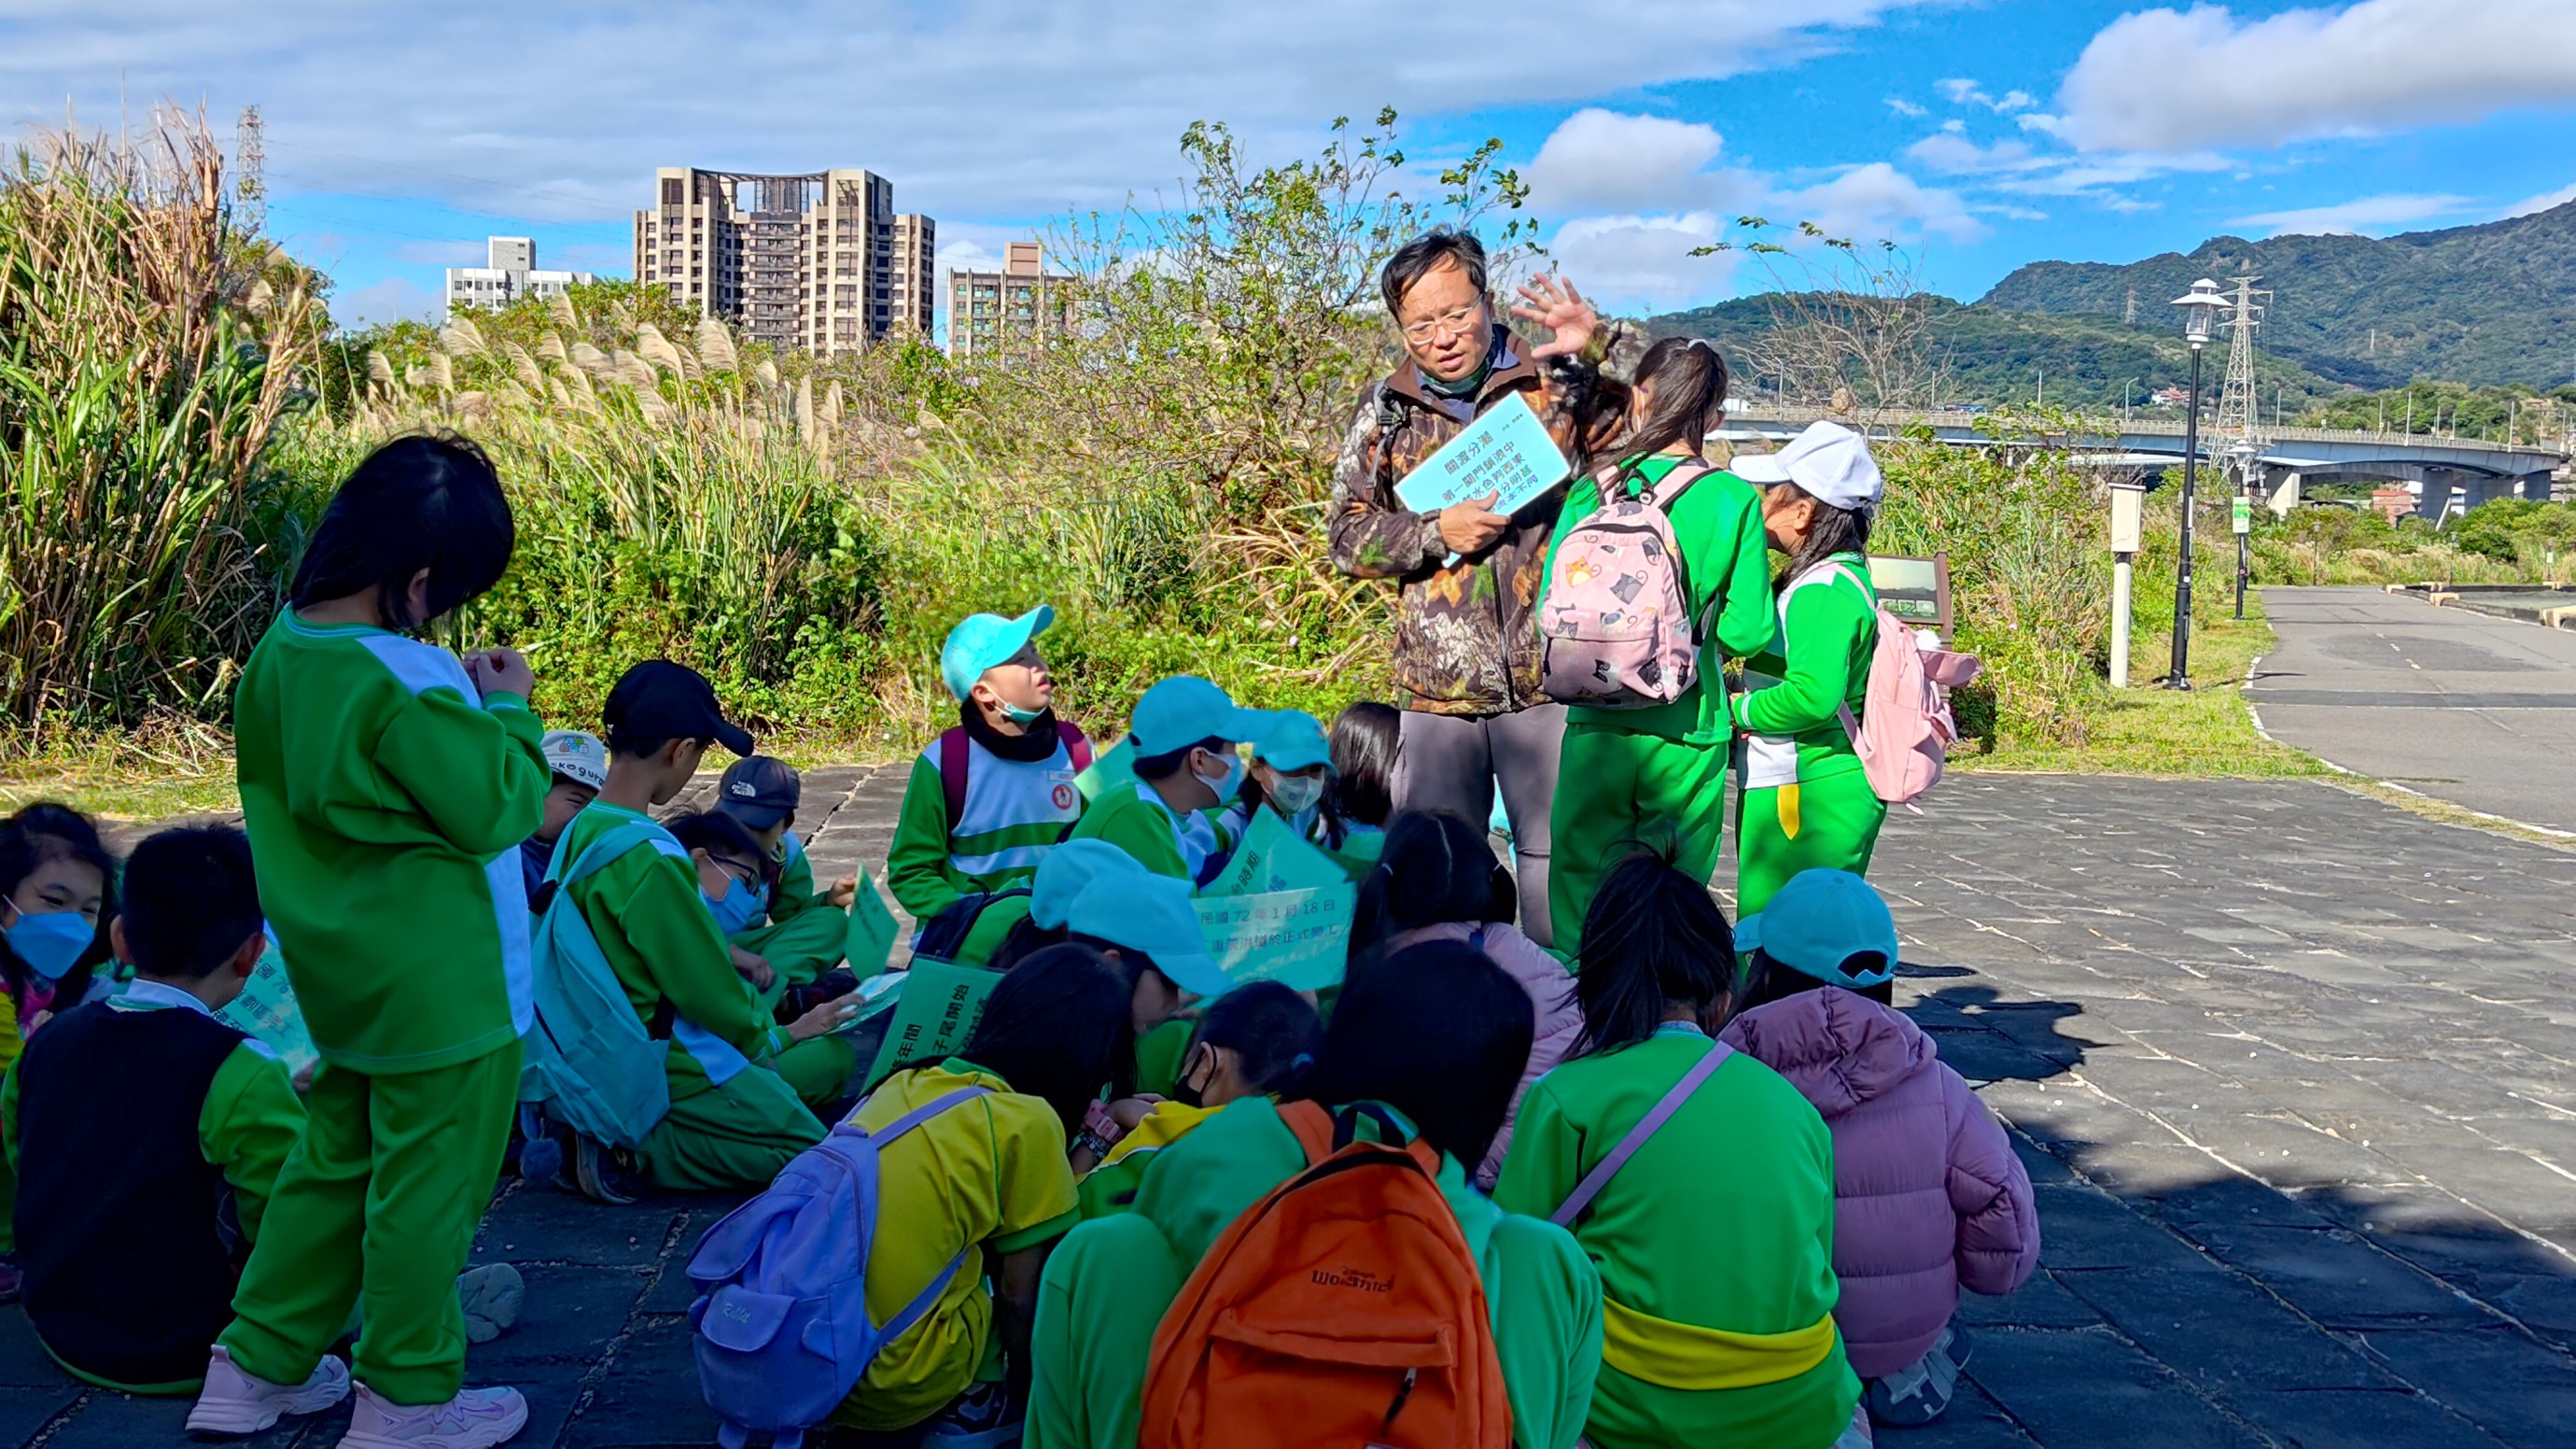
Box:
[1715,405,2572,516]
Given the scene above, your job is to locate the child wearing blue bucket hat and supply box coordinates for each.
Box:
[888,607,1093,928]
[1721,870,2038,1434]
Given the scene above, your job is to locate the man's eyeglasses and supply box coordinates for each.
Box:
[1399,303,1485,344]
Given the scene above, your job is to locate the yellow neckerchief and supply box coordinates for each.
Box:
[1601,1298,1841,1390]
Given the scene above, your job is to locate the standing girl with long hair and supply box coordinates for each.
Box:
[1540,338,1775,957]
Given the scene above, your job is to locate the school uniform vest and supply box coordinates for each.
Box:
[929,732,1083,881]
[17,1000,246,1387]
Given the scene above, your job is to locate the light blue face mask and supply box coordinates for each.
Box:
[1267,773,1327,825]
[5,907,94,983]
[999,700,1046,726]
[1197,750,1245,808]
[704,876,766,936]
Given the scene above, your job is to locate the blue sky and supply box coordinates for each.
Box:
[7,0,2574,327]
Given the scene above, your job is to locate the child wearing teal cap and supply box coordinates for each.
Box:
[1213,710,1364,858]
[888,607,1092,929]
[1068,676,1273,884]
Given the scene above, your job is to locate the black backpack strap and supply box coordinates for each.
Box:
[939,726,970,833]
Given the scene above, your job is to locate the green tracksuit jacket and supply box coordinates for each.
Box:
[1728,555,1884,916]
[231,612,548,1074]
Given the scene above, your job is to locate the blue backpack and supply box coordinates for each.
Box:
[522,819,682,1149]
[687,1085,993,1449]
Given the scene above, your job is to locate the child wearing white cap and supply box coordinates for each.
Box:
[1726,420,1890,916]
[1067,677,1274,884]
[887,607,1092,927]
[516,730,608,906]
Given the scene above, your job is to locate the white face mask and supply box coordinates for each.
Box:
[1267,775,1326,818]
[1196,750,1245,807]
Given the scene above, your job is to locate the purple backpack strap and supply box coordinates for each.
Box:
[1549,1039,1732,1228]
[939,727,970,832]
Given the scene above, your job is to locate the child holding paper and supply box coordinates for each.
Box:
[889,608,1090,924]
[1063,866,1237,1097]
[1070,676,1274,884]
[710,755,860,987]
[1073,981,1320,1219]
[549,662,860,1199]
[827,944,1137,1443]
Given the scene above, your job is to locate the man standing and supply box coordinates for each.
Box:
[1328,230,1640,947]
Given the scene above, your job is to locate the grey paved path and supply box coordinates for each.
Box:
[18,769,2576,1446]
[2251,585,2576,831]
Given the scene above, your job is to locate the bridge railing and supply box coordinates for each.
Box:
[1722,406,2569,462]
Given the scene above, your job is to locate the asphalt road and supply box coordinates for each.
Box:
[2253,586,2576,832]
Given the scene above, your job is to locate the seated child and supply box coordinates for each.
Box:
[1063,866,1237,1094]
[1493,852,1857,1449]
[1214,710,1356,852]
[828,944,1137,1443]
[549,661,860,1197]
[974,838,1140,972]
[1074,980,1320,1218]
[1327,700,1400,830]
[711,755,861,985]
[3,825,302,1394]
[0,803,119,1069]
[0,802,119,1289]
[1720,870,2037,1428]
[517,730,607,903]
[1070,676,1273,883]
[889,607,1089,924]
[665,809,792,998]
[1351,809,1581,1189]
[1025,940,1604,1449]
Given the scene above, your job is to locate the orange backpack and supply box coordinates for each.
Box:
[1140,1102,1511,1449]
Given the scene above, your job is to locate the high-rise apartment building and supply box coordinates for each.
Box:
[948,241,1071,365]
[632,167,934,357]
[443,236,595,314]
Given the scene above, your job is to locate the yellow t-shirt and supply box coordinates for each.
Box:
[832,1057,1082,1432]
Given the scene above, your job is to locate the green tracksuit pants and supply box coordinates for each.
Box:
[220,1043,519,1406]
[636,1061,830,1193]
[1734,768,1887,920]
[1550,722,1732,962]
[734,906,847,993]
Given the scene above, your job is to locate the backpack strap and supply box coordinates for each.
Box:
[842,1085,994,1352]
[1279,1099,1337,1166]
[1550,1039,1732,1228]
[939,727,971,833]
[555,819,685,888]
[1057,720,1093,773]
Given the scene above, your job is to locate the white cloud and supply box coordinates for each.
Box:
[1775,162,1987,244]
[1934,77,2033,113]
[2015,113,2065,136]
[0,0,1938,224]
[2505,180,2576,218]
[336,275,440,327]
[2059,0,2576,153]
[1884,96,1927,118]
[1547,212,1739,307]
[1936,77,1983,106]
[1524,109,1740,214]
[1904,134,2044,176]
[2225,191,2476,235]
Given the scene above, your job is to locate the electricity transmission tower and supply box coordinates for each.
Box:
[235,106,265,234]
[2212,274,2269,480]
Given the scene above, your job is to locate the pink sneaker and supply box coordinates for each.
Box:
[335,1381,528,1448]
[184,1344,351,1436]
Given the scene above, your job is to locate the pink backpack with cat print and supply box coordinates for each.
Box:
[1786,562,1983,807]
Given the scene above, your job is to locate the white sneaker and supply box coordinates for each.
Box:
[336,1382,529,1448]
[185,1344,351,1436]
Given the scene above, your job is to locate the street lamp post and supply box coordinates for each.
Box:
[2167,279,2228,690]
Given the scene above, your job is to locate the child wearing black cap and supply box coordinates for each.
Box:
[709,756,861,991]
[546,662,861,1196]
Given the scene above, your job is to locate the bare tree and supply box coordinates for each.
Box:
[1693,219,1943,423]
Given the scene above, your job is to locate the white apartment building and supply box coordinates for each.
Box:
[632,167,935,357]
[443,237,596,314]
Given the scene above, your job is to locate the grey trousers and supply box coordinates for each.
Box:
[1393,702,1568,949]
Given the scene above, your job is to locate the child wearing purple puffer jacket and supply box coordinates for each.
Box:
[1721,869,2038,1430]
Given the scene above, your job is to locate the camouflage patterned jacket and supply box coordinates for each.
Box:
[1328,324,1645,715]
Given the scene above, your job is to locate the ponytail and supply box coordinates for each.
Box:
[1610,337,1729,471]
[1779,492,1872,591]
[1571,851,1741,1057]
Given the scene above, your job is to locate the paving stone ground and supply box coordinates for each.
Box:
[22,766,2576,1446]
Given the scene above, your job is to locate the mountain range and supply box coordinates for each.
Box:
[1648,200,2576,402]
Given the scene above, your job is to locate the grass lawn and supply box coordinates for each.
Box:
[1962,591,2328,780]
